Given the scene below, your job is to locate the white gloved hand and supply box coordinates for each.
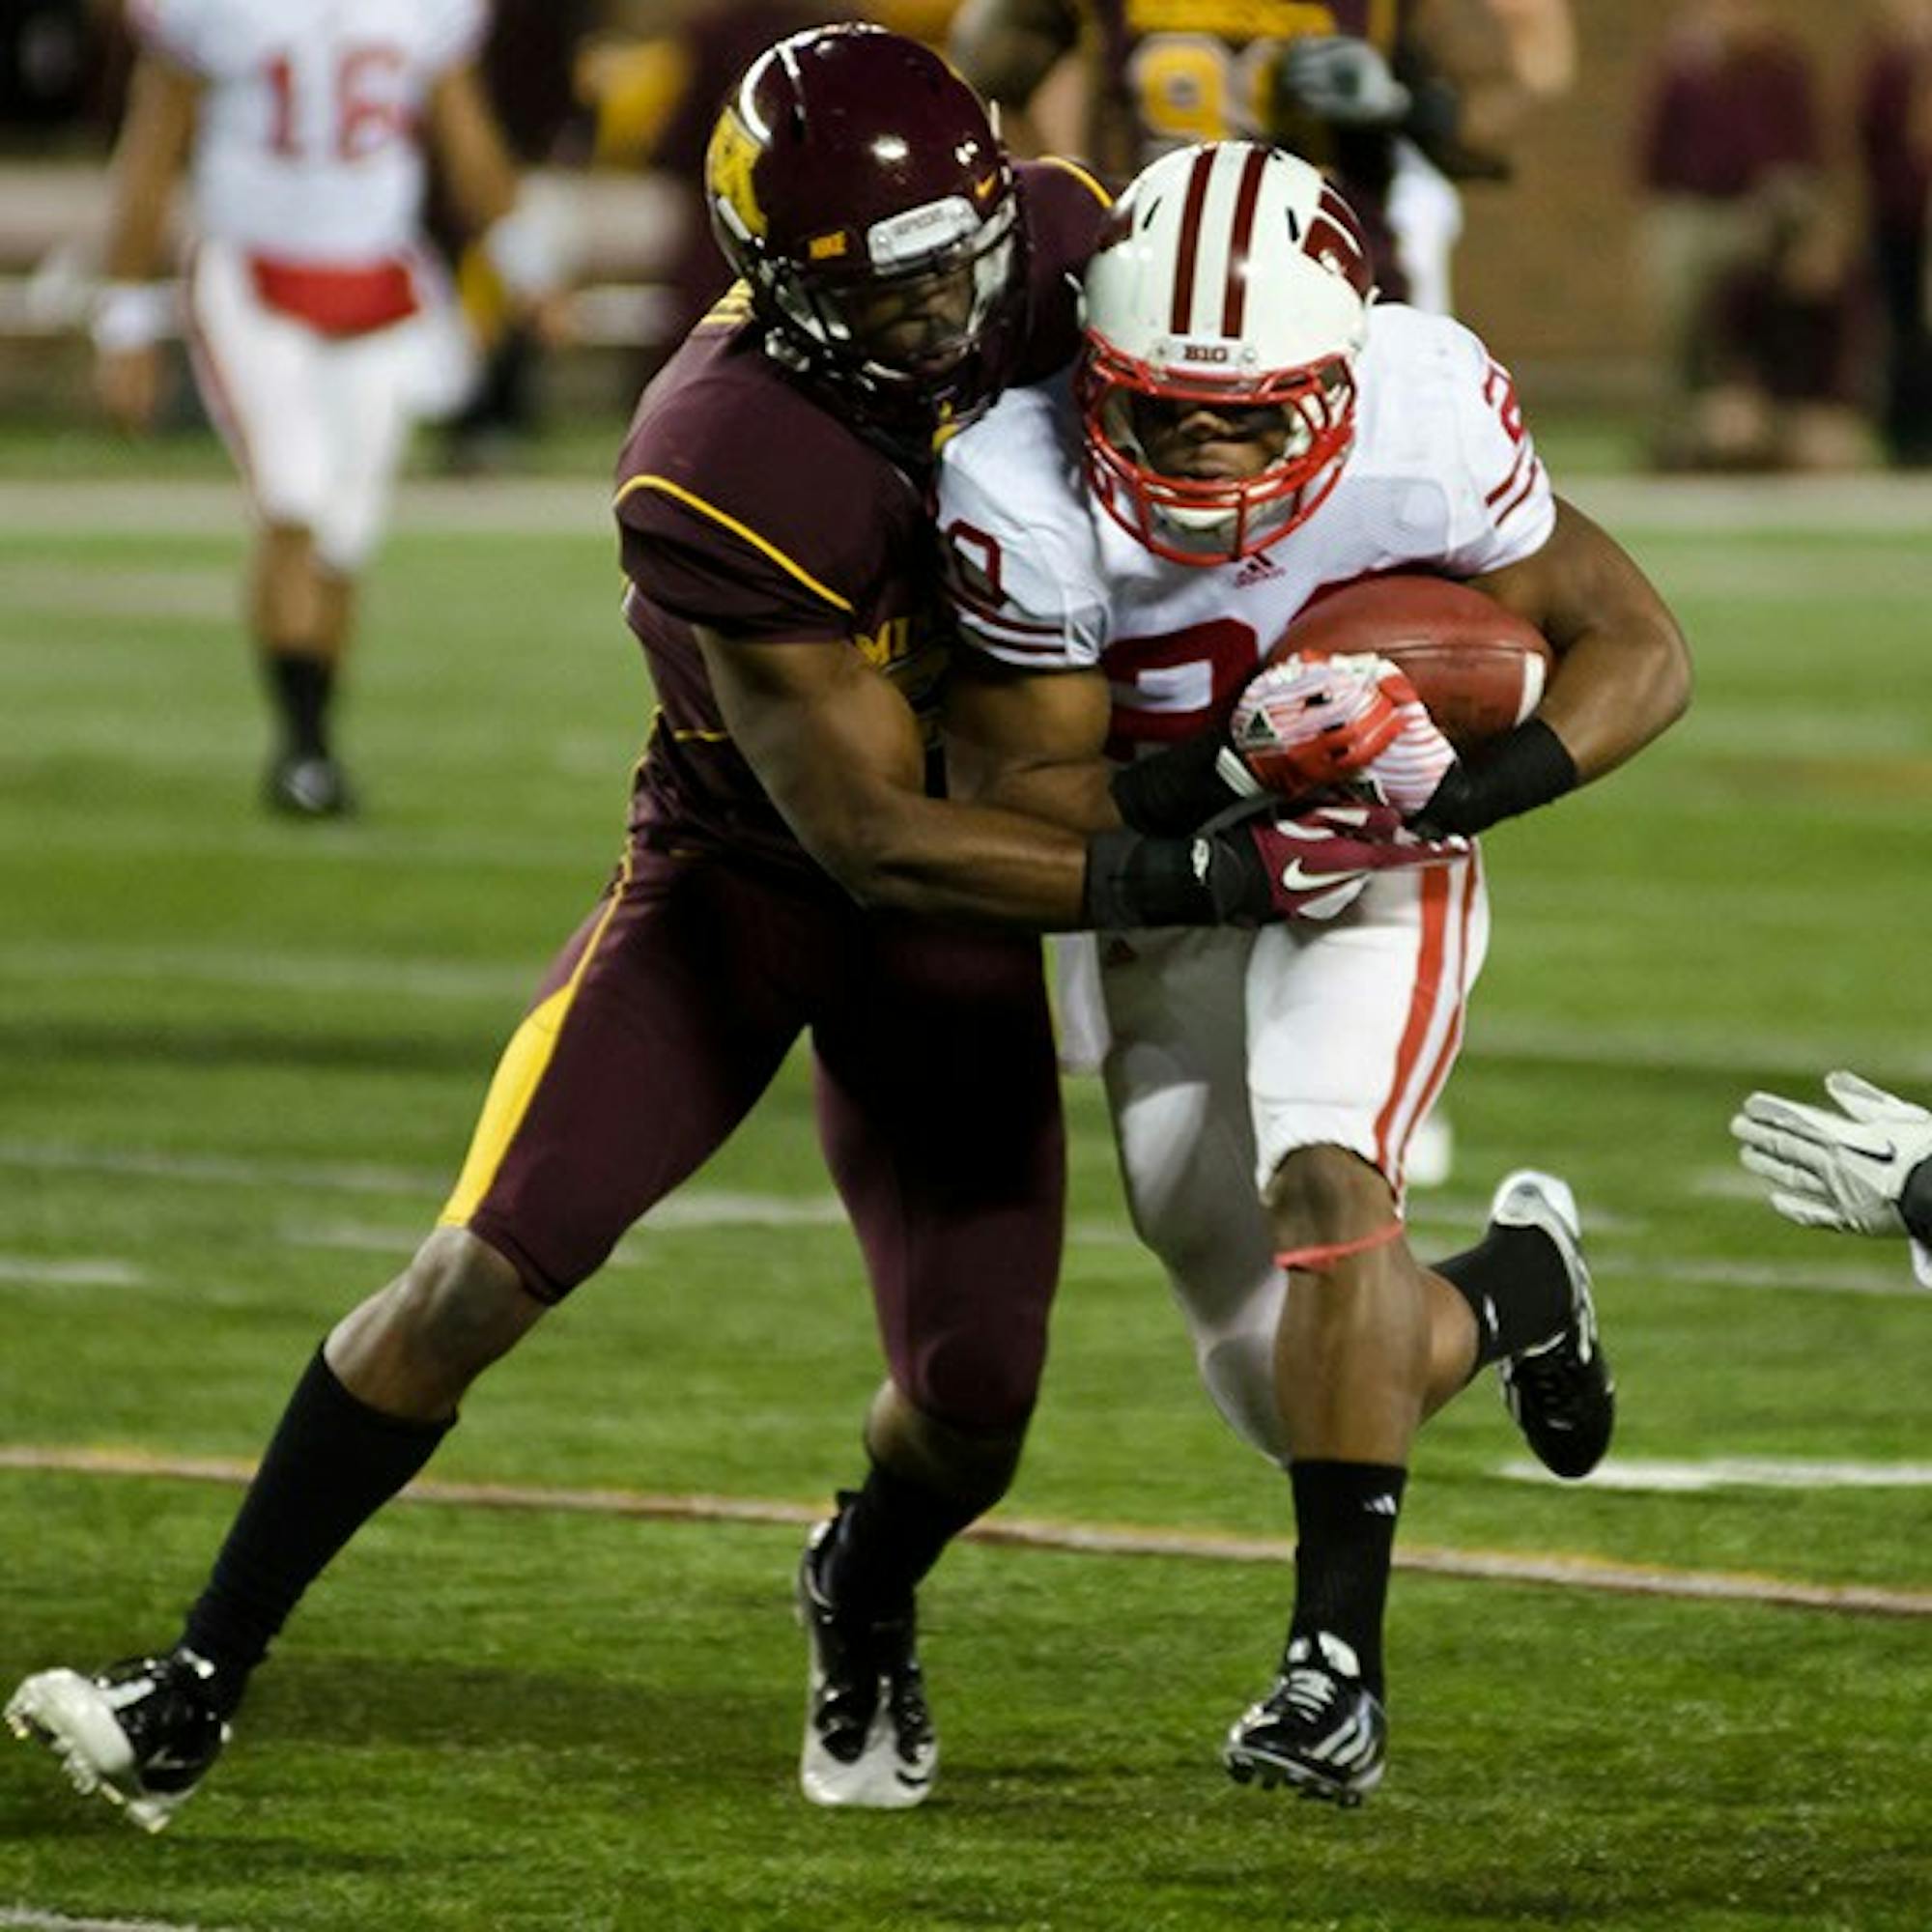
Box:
[1278,36,1412,128]
[1730,1070,1932,1237]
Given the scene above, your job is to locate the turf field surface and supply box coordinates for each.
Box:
[1,453,1929,1931]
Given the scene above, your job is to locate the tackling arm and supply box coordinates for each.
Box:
[941,652,1121,833]
[696,624,1096,927]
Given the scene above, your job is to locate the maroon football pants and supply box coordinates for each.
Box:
[441,845,1066,1435]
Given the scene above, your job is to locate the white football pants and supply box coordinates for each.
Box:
[1095,854,1489,1460]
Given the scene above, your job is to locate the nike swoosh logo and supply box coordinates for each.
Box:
[1844,1139,1897,1165]
[895,1768,933,1789]
[1278,859,1361,892]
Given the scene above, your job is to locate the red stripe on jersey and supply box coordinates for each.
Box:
[1222,145,1268,337]
[1485,442,1529,508]
[1373,867,1453,1175]
[1493,461,1545,527]
[951,586,1065,636]
[1169,146,1218,335]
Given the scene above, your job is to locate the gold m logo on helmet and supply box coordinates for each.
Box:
[705,106,766,240]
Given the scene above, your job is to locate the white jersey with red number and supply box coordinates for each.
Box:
[131,0,484,266]
[938,302,1548,1467]
[937,302,1554,755]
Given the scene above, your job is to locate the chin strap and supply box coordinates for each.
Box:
[1275,1219,1405,1275]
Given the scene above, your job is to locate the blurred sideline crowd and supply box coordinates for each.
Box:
[1637,0,1932,471]
[1,0,1930,475]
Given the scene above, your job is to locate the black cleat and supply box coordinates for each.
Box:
[795,1518,937,1808]
[1224,1632,1387,1807]
[6,1649,231,1833]
[265,752,354,819]
[1492,1169,1615,1479]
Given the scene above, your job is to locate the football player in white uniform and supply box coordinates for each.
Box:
[936,142,1691,1804]
[96,0,566,815]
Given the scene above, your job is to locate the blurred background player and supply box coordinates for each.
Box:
[1732,1073,1932,1285]
[949,0,1545,301]
[93,0,568,816]
[935,144,1691,1803]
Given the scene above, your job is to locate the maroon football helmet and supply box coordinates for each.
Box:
[704,23,1023,426]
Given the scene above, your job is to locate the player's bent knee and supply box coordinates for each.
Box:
[331,1229,542,1411]
[867,1380,1028,1511]
[1264,1142,1394,1244]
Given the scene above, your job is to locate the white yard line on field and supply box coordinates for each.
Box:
[0,1258,143,1288]
[0,1911,241,1932]
[2,1444,1926,1620]
[1501,1457,1932,1492]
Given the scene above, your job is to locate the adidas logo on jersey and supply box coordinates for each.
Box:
[1234,552,1283,587]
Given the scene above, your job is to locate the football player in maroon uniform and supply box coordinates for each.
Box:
[6,24,1468,1831]
[950,0,1534,298]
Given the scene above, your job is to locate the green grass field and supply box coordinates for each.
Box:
[1,440,1929,1932]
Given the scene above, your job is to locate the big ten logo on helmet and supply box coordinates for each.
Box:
[706,107,766,240]
[1180,342,1233,362]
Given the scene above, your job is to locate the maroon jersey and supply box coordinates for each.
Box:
[612,157,1108,877]
[1084,0,1411,296]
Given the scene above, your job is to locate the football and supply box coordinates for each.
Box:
[1269,574,1553,753]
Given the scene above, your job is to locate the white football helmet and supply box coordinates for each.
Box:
[1077,142,1375,566]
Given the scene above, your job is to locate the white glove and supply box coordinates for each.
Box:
[1730,1071,1932,1239]
[1278,37,1412,128]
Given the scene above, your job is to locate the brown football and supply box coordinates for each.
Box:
[1270,574,1554,753]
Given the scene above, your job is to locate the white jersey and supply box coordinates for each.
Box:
[938,304,1555,755]
[131,0,484,266]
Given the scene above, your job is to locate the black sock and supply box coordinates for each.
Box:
[1435,1222,1573,1373]
[264,649,335,759]
[820,1461,981,1624]
[180,1349,450,1715]
[1287,1460,1406,1700]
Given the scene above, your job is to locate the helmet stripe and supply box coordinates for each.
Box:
[1168,144,1218,335]
[1221,143,1269,337]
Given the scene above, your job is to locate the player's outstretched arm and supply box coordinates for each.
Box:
[1731,1072,1932,1284]
[94,53,200,432]
[1416,497,1691,837]
[425,65,568,333]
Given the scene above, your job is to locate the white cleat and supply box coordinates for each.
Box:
[796,1521,937,1809]
[6,1652,230,1833]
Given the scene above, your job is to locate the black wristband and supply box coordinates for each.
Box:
[1082,827,1264,928]
[1109,733,1252,837]
[1902,1156,1932,1246]
[1412,717,1577,838]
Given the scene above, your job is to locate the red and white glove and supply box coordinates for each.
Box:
[1229,650,1454,814]
[1216,799,1470,923]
